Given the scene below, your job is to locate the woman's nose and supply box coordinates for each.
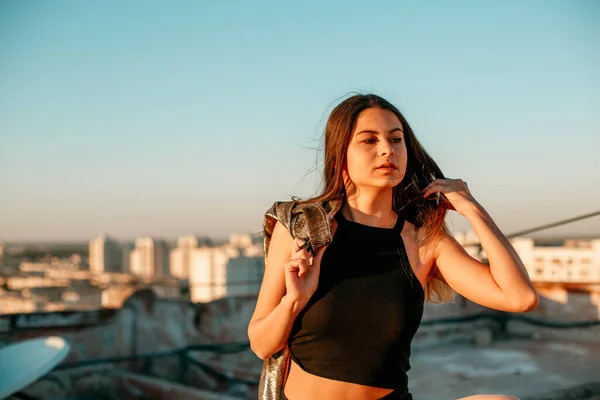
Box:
[379,140,394,156]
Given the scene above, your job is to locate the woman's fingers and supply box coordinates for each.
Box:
[285,254,310,277]
[288,237,323,277]
[299,258,310,277]
[292,238,301,253]
[292,238,306,252]
[291,257,308,276]
[422,178,468,198]
[293,237,314,256]
[422,182,439,197]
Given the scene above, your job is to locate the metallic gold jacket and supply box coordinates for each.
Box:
[262,198,343,256]
[258,198,343,399]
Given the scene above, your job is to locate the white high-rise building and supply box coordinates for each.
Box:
[129,237,169,279]
[188,233,264,303]
[121,242,134,274]
[230,233,253,248]
[189,246,234,303]
[170,249,184,278]
[89,235,123,274]
[511,238,600,283]
[169,235,200,279]
[455,231,600,284]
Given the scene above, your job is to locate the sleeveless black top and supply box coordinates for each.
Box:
[288,210,425,390]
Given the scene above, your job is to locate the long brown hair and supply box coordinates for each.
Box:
[304,93,453,303]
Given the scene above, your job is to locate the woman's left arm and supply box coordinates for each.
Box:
[423,178,539,312]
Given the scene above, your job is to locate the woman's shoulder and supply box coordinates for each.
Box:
[265,197,343,219]
[264,197,343,253]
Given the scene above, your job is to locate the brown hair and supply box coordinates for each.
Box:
[304,93,453,303]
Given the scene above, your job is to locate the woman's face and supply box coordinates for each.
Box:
[345,107,407,191]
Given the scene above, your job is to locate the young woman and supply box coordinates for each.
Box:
[248,94,538,400]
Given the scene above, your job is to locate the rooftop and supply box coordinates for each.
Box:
[0,284,598,399]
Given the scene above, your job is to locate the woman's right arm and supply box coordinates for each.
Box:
[247,221,307,360]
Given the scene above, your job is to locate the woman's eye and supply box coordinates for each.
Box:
[391,137,403,143]
[363,139,376,144]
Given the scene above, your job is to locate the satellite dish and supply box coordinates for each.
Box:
[0,336,70,399]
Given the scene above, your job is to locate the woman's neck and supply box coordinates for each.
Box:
[343,191,397,228]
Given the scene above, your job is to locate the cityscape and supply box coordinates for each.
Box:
[2,230,599,317]
[0,232,265,315]
[0,226,599,398]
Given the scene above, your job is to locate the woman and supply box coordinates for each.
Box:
[248,94,538,400]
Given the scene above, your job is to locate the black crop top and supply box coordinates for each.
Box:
[288,210,425,391]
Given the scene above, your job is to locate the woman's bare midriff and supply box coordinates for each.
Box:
[283,359,395,400]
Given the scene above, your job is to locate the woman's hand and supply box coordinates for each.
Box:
[284,238,325,308]
[422,178,478,216]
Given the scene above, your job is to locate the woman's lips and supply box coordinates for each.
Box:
[376,166,397,173]
[376,162,397,170]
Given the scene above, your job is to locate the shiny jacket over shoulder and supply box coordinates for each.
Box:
[258,198,343,400]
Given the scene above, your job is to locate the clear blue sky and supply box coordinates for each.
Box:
[1,0,599,242]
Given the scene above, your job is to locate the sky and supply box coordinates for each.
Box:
[1,0,599,242]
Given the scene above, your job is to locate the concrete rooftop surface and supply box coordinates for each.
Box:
[409,338,600,399]
[0,285,598,399]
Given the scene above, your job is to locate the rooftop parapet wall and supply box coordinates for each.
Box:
[0,290,259,379]
[2,286,600,357]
